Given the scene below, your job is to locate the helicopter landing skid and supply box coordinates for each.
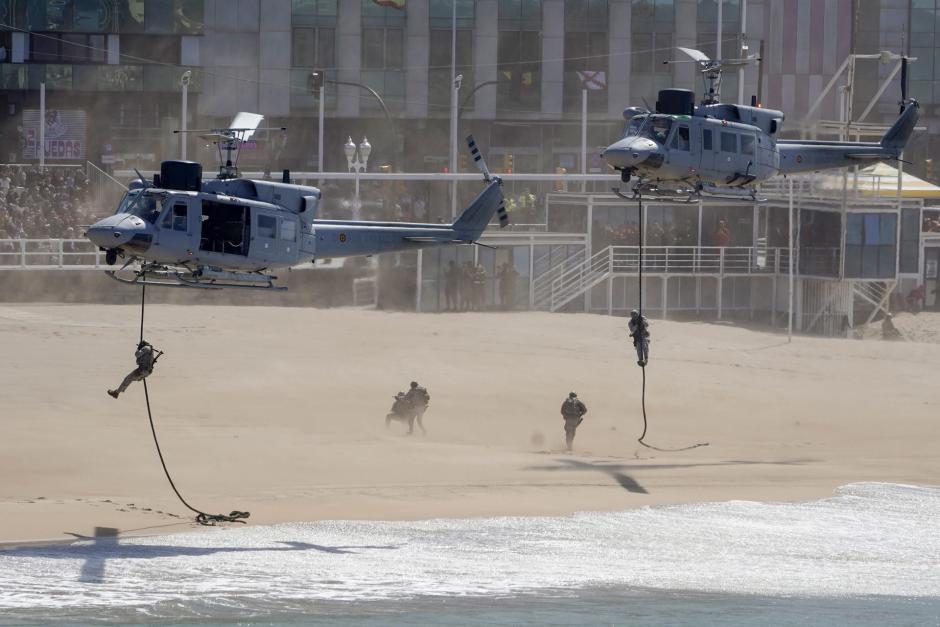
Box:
[612,183,767,204]
[105,264,286,291]
[611,186,697,204]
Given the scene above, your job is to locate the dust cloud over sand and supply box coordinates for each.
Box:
[1,304,938,544]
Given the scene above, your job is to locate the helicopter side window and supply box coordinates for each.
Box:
[720,132,737,153]
[279,218,296,242]
[741,134,755,156]
[257,215,277,239]
[702,129,713,151]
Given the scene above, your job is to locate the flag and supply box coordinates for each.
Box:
[576,70,607,90]
[373,0,405,9]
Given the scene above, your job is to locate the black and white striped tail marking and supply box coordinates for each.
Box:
[496,198,509,228]
[466,134,491,182]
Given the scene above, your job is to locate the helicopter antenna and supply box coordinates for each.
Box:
[664,46,759,105]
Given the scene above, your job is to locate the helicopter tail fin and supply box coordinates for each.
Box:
[451,178,506,240]
[880,99,920,152]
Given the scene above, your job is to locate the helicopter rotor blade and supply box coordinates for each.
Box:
[676,46,711,63]
[466,134,491,182]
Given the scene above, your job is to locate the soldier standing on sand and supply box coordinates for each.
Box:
[560,392,588,451]
[108,340,162,398]
[404,381,430,435]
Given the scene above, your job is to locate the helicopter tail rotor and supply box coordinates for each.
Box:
[466,134,493,183]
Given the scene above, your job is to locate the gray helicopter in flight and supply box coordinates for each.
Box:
[602,47,919,200]
[85,118,507,290]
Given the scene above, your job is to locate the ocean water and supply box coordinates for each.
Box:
[1,482,938,626]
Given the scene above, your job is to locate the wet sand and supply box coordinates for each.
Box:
[1,304,937,545]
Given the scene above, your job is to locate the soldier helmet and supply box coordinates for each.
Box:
[138,340,150,349]
[569,391,577,398]
[410,381,418,388]
[630,309,639,318]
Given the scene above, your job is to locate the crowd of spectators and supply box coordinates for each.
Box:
[0,166,96,240]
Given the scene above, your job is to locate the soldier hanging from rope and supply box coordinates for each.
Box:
[108,340,163,399]
[628,309,650,367]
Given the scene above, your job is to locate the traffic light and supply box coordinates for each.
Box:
[503,153,513,174]
[307,71,324,93]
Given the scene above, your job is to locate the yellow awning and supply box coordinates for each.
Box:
[817,162,940,198]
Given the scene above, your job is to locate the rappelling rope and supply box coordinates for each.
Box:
[137,279,250,526]
[634,196,708,453]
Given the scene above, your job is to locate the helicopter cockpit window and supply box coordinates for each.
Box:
[118,190,164,224]
[644,117,673,144]
[624,116,644,138]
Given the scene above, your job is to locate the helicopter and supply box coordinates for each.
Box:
[84,117,508,290]
[602,47,920,201]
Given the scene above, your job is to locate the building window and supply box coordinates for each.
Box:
[362,28,402,69]
[845,213,897,279]
[563,30,608,114]
[565,0,608,24]
[497,30,541,112]
[900,208,920,274]
[292,27,335,68]
[499,0,542,27]
[429,0,474,27]
[291,0,338,25]
[114,0,204,34]
[429,29,474,113]
[119,35,181,65]
[29,33,108,63]
[362,0,406,24]
[631,0,674,104]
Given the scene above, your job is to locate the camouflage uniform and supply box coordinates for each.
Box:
[628,310,650,366]
[561,393,587,451]
[108,342,158,398]
[404,381,430,435]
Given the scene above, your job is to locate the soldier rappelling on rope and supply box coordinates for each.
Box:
[628,309,650,367]
[108,340,162,398]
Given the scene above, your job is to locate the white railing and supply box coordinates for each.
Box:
[531,247,587,307]
[542,246,793,311]
[0,239,104,269]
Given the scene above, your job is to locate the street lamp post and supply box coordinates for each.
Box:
[344,136,371,220]
[180,70,192,160]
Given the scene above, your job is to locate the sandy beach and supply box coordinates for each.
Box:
[1,303,937,545]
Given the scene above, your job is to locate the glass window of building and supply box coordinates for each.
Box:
[499,0,542,26]
[429,0,474,26]
[428,29,474,114]
[361,0,405,112]
[120,35,181,65]
[292,0,338,25]
[292,27,335,68]
[29,33,108,63]
[563,30,608,114]
[497,9,542,114]
[900,208,920,274]
[631,0,674,104]
[845,213,897,279]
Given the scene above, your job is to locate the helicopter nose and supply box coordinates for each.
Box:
[85,214,153,253]
[602,138,657,169]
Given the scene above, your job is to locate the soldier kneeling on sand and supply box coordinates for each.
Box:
[560,392,588,451]
[108,340,162,398]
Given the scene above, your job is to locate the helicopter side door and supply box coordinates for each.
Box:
[699,123,719,180]
[665,122,694,177]
[153,196,196,262]
[249,211,301,266]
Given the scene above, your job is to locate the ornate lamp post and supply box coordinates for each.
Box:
[344,136,371,219]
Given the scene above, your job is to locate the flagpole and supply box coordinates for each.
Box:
[581,88,587,193]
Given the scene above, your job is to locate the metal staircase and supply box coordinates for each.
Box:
[852,279,897,325]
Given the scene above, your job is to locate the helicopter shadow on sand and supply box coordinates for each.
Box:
[524,458,816,495]
[3,526,400,585]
